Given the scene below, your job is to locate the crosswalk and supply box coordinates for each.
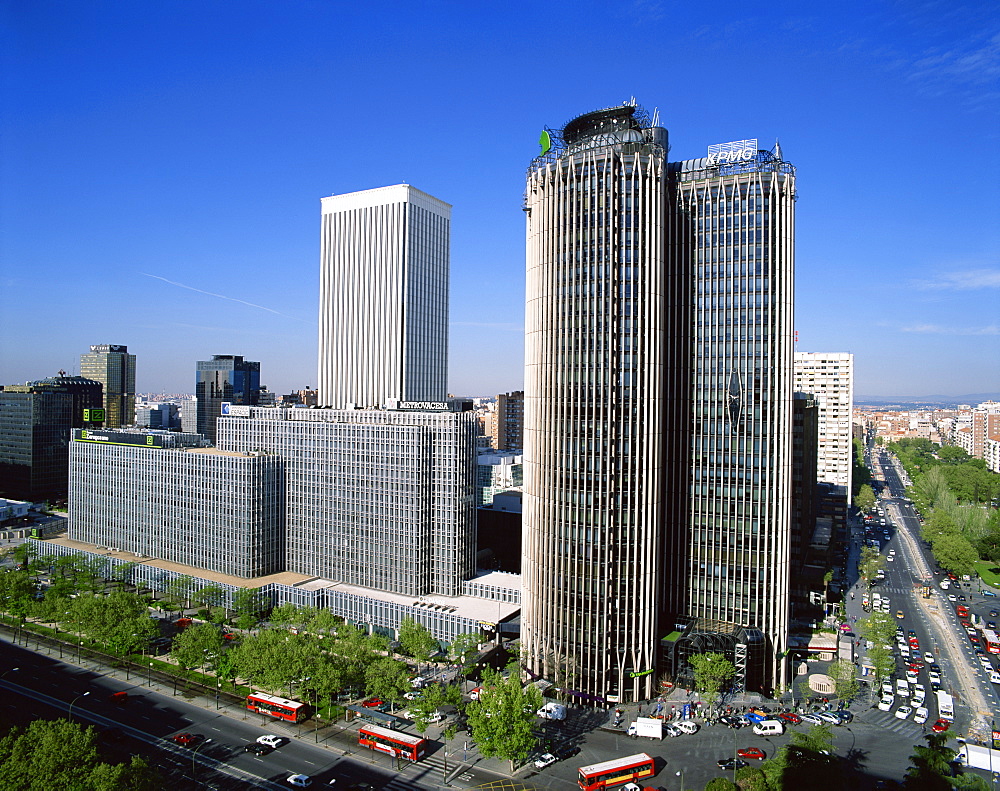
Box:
[860,707,924,738]
[374,750,459,791]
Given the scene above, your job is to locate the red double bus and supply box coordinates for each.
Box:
[578,753,655,790]
[983,628,1000,655]
[358,725,427,762]
[246,692,308,723]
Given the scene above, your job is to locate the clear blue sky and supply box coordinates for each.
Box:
[2,1,997,398]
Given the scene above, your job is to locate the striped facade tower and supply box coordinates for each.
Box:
[523,104,670,702]
[523,103,797,702]
[318,185,450,408]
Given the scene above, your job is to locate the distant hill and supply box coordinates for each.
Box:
[856,393,1000,408]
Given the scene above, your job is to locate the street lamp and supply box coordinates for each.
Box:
[676,769,685,791]
[216,683,221,711]
[0,667,19,681]
[68,691,90,720]
[148,662,153,687]
[192,738,211,780]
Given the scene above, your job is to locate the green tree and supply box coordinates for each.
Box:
[937,446,971,464]
[364,656,411,704]
[734,765,769,791]
[406,680,463,733]
[859,546,885,587]
[828,659,859,703]
[762,723,841,791]
[902,731,956,790]
[269,602,300,627]
[0,718,159,790]
[231,586,269,629]
[166,575,196,609]
[931,532,980,577]
[853,484,877,513]
[466,668,542,771]
[398,617,437,663]
[705,779,739,791]
[69,590,157,656]
[111,561,140,593]
[0,570,37,622]
[447,632,481,666]
[687,652,736,713]
[172,622,225,671]
[193,584,226,623]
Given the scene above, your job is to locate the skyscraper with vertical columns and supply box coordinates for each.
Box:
[80,344,136,428]
[522,102,796,702]
[318,185,450,408]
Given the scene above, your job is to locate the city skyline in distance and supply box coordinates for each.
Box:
[2,2,997,397]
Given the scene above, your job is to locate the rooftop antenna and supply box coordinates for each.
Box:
[651,107,660,127]
[625,95,637,107]
[774,138,783,161]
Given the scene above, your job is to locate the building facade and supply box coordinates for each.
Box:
[793,352,854,496]
[496,391,525,450]
[476,450,523,506]
[317,185,450,409]
[522,102,796,702]
[80,344,136,428]
[195,355,260,445]
[218,404,477,597]
[68,429,284,578]
[0,389,74,502]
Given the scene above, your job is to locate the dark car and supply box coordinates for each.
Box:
[555,745,581,760]
[718,716,743,728]
[718,758,748,770]
[244,743,273,756]
[832,710,853,723]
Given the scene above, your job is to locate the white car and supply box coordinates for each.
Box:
[534,753,558,769]
[878,695,894,711]
[924,652,934,663]
[257,735,283,748]
[948,594,957,602]
[905,671,918,683]
[980,656,993,670]
[896,679,909,696]
[881,680,894,695]
[990,671,1000,684]
[881,603,891,613]
[403,691,422,700]
[914,707,929,724]
[895,705,913,720]
[928,671,941,684]
[286,776,312,788]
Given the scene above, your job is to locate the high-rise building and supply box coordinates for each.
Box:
[522,102,796,702]
[80,344,136,428]
[793,352,854,496]
[318,185,450,408]
[496,391,524,450]
[0,388,74,502]
[195,355,260,445]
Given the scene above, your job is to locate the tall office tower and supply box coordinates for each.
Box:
[219,405,476,596]
[80,344,136,428]
[69,429,283,577]
[26,374,104,427]
[318,185,450,408]
[523,102,796,702]
[666,137,797,694]
[0,387,74,502]
[195,355,260,445]
[523,104,670,702]
[496,391,525,450]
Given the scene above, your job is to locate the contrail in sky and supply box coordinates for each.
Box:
[142,273,312,323]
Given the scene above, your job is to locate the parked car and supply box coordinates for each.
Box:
[777,712,801,724]
[801,713,825,724]
[877,695,894,712]
[534,753,558,769]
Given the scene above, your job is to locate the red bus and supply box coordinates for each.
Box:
[578,753,655,790]
[983,628,1000,655]
[246,692,308,723]
[358,725,427,762]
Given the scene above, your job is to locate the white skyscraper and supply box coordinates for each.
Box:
[318,184,450,408]
[793,352,854,495]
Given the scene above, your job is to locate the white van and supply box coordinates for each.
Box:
[752,720,784,736]
[675,720,699,735]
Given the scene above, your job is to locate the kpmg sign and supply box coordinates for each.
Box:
[221,403,251,417]
[706,139,758,166]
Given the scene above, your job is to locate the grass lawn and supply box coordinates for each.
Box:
[975,560,1000,588]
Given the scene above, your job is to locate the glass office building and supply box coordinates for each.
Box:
[218,405,477,597]
[68,429,284,577]
[195,355,261,445]
[522,102,796,701]
[80,344,136,428]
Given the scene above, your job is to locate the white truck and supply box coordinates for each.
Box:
[626,717,663,740]
[537,702,567,721]
[935,690,954,722]
[956,744,1000,771]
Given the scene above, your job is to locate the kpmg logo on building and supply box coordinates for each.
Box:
[221,403,251,417]
[707,139,758,166]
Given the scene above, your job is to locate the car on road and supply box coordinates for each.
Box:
[286,775,312,788]
[913,707,929,725]
[717,758,748,770]
[881,680,894,695]
[170,733,203,747]
[534,753,558,769]
[244,743,273,756]
[801,713,825,724]
[895,706,912,720]
[896,610,903,618]
[738,748,766,760]
[990,671,1000,684]
[361,698,384,708]
[832,710,853,724]
[877,695,894,712]
[777,712,801,724]
[887,556,894,562]
[923,652,934,663]
[931,719,950,733]
[257,735,283,748]
[718,716,745,728]
[948,594,957,601]
[817,712,842,725]
[928,671,941,684]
